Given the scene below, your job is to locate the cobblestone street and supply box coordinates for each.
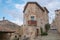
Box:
[35,29,60,40]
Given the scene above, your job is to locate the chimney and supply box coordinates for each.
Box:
[3,17,5,20]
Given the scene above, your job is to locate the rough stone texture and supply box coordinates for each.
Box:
[11,30,60,40]
[0,20,21,40]
[51,10,60,33]
[23,2,49,40]
[0,33,11,40]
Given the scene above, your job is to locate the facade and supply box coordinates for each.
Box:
[50,20,57,29]
[19,25,23,37]
[51,9,60,33]
[23,2,49,39]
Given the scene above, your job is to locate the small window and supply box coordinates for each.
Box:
[31,16,34,20]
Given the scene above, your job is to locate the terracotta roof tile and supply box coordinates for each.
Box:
[0,20,20,33]
[0,26,15,33]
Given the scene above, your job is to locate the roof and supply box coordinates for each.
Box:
[44,7,49,13]
[55,9,60,12]
[0,20,20,33]
[23,2,45,13]
[0,26,15,33]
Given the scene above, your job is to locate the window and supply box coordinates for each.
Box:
[31,16,34,20]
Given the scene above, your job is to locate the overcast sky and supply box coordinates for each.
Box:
[0,0,60,25]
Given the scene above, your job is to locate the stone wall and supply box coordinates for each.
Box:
[52,10,60,33]
[0,33,11,40]
[23,2,49,40]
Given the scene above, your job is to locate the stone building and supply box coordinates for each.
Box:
[0,26,15,40]
[50,20,57,30]
[51,9,60,33]
[0,17,21,40]
[23,2,49,39]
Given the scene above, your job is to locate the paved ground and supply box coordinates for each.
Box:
[10,29,60,40]
[35,29,60,40]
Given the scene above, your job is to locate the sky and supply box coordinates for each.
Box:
[0,0,60,25]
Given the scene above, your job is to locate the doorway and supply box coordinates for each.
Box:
[36,29,39,36]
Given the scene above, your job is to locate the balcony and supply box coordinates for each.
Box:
[28,20,37,26]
